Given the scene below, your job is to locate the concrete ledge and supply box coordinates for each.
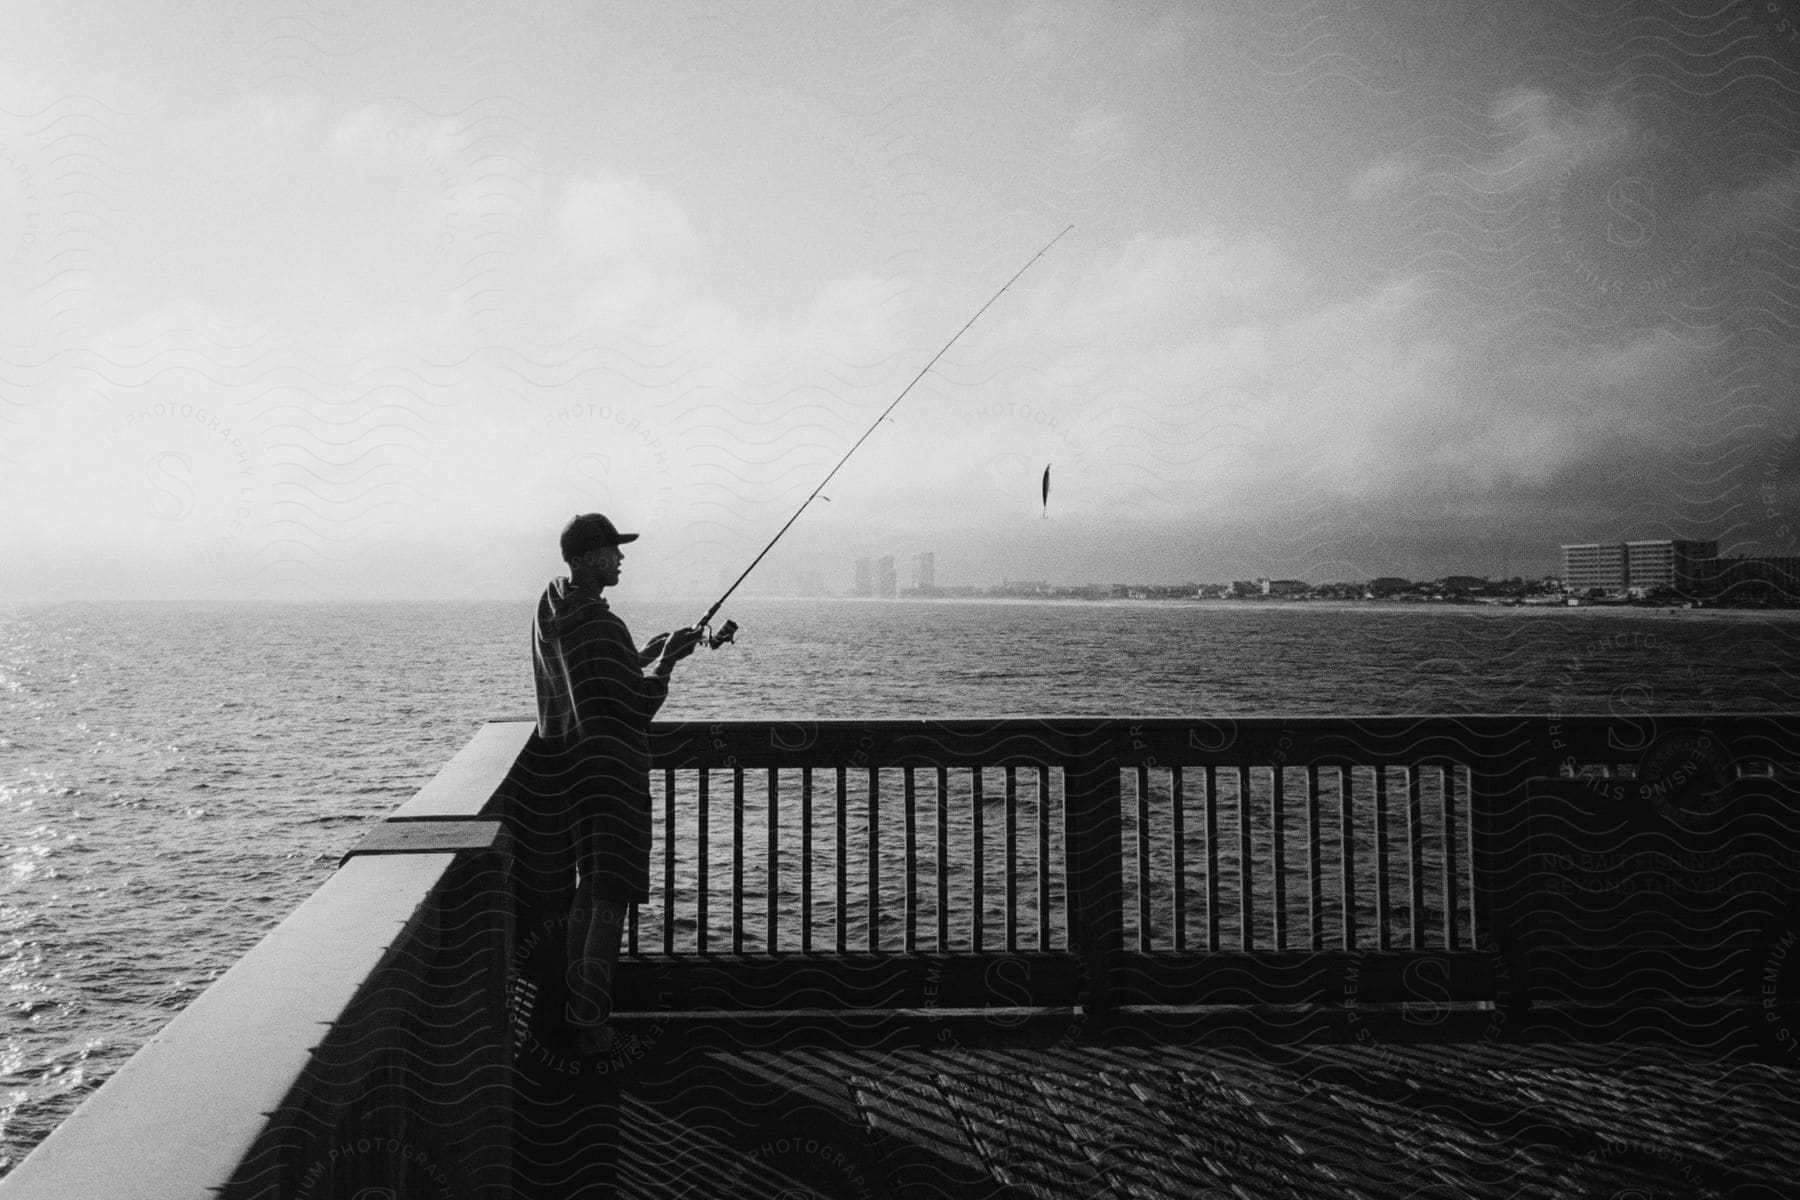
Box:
[388,719,534,820]
[0,854,455,1200]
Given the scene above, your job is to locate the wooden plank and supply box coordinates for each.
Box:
[1102,713,1773,773]
[1065,726,1123,1011]
[904,767,918,955]
[1374,766,1391,952]
[1407,766,1425,950]
[698,769,710,955]
[651,718,1087,770]
[801,768,813,954]
[972,768,985,952]
[766,768,779,953]
[1172,766,1187,952]
[1205,765,1220,952]
[850,1068,995,1196]
[1006,765,1019,953]
[1457,766,1478,949]
[1306,764,1323,951]
[868,767,880,954]
[733,768,745,955]
[1037,766,1052,953]
[1272,765,1288,950]
[1237,764,1253,951]
[663,769,676,955]
[340,819,504,862]
[1039,1067,1233,1197]
[1137,764,1152,951]
[936,766,949,953]
[1442,765,1460,952]
[1339,766,1357,951]
[836,766,848,956]
[938,1068,1105,1196]
[647,713,1791,779]
[614,952,1085,1012]
[1108,950,1500,1008]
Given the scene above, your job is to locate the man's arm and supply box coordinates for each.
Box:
[568,613,671,729]
[639,632,669,670]
[650,626,702,678]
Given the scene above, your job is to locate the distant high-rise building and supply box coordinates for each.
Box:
[1561,543,1627,593]
[1624,539,1716,594]
[853,557,872,597]
[913,551,935,594]
[876,555,897,599]
[1562,539,1717,595]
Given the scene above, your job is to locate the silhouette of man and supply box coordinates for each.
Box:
[532,512,700,1055]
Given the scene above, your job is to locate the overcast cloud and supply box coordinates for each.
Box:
[1,1,1796,600]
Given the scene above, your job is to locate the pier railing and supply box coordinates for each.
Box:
[488,712,1793,1015]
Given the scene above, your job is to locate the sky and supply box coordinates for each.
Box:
[1,0,1798,601]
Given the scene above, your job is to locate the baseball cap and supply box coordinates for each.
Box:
[559,512,639,562]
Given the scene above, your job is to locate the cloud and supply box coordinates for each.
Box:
[1037,230,1293,353]
[1349,156,1415,202]
[1353,87,1652,206]
[556,174,697,267]
[1717,155,1800,238]
[326,104,441,161]
[1480,86,1638,191]
[1069,108,1122,152]
[1011,0,1103,61]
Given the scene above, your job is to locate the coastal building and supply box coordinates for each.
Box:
[1711,554,1800,605]
[1264,579,1309,596]
[1624,539,1717,594]
[876,555,897,599]
[1561,542,1627,593]
[1562,539,1718,596]
[853,557,872,597]
[912,551,936,594]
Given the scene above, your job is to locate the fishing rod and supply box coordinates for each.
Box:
[693,225,1074,651]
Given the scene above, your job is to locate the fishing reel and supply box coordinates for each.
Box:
[704,618,738,650]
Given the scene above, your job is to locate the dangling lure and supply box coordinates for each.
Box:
[1041,463,1050,518]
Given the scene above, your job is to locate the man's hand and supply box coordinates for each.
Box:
[654,626,703,676]
[639,632,670,669]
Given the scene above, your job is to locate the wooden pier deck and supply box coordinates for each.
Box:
[511,1007,1800,1200]
[600,1028,1798,1199]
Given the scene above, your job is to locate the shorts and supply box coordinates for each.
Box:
[513,735,652,906]
[576,791,651,904]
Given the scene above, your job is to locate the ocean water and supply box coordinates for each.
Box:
[1,596,1794,1170]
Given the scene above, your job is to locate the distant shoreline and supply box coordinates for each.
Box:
[8,595,1796,619]
[715,595,1800,618]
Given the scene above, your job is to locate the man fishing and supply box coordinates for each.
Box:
[530,511,701,1056]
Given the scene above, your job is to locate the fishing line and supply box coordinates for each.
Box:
[694,225,1074,650]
